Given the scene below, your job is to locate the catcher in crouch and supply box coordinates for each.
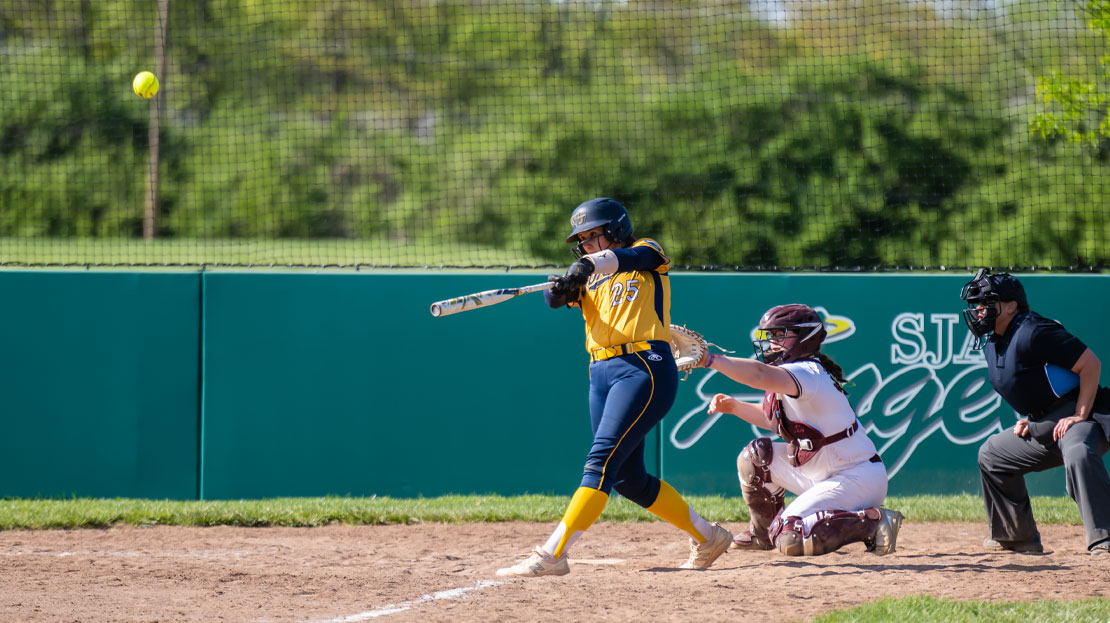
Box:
[699,304,904,556]
[496,197,732,577]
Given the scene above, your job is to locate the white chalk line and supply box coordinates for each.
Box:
[0,547,281,560]
[303,559,624,622]
[305,580,502,623]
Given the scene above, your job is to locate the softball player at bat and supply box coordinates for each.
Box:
[496,197,732,577]
[699,304,903,557]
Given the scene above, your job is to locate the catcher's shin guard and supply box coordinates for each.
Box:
[737,438,785,544]
[770,508,882,556]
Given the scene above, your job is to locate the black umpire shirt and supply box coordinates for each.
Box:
[984,311,1088,418]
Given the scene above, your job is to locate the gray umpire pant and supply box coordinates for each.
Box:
[977,400,1110,551]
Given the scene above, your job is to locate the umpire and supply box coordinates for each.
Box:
[961,268,1110,555]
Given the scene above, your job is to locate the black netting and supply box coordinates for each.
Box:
[1,0,1107,270]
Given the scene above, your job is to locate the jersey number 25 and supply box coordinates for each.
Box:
[611,279,639,307]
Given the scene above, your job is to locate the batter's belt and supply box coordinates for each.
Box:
[590,340,654,363]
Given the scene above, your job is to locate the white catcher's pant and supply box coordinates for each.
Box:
[763,441,888,524]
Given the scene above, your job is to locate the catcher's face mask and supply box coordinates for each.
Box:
[752,323,823,365]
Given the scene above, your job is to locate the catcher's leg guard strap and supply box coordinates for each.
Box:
[771,508,882,556]
[738,438,785,541]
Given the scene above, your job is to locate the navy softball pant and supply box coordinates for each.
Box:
[580,340,678,508]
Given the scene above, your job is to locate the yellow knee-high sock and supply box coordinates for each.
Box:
[547,487,609,558]
[646,480,713,543]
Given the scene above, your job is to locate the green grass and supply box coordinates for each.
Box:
[0,237,553,268]
[814,596,1110,623]
[0,494,1084,530]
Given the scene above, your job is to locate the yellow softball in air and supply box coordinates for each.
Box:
[132,71,159,99]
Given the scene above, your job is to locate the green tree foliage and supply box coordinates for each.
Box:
[1031,0,1110,145]
[0,0,1106,268]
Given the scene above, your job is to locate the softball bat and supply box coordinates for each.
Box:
[429,281,554,317]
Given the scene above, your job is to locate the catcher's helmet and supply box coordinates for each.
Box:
[960,268,1027,349]
[753,304,827,365]
[565,197,634,256]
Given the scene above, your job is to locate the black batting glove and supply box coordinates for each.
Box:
[564,258,595,287]
[547,274,573,297]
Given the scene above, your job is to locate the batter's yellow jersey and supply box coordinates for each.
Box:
[576,238,671,352]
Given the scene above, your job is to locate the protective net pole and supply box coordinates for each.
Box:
[143,0,168,242]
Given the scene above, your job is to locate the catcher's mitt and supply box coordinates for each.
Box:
[670,324,734,379]
[670,324,709,373]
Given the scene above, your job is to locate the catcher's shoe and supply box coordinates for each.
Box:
[495,546,570,577]
[866,508,904,556]
[983,536,1044,553]
[680,523,733,569]
[730,530,774,551]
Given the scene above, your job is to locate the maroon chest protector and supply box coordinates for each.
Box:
[762,391,860,467]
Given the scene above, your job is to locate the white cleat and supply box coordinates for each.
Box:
[680,523,733,569]
[496,546,570,577]
[868,509,904,556]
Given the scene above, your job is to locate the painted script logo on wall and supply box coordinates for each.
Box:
[672,309,1010,478]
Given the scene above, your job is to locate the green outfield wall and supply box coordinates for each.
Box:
[1,271,1106,499]
[0,272,200,499]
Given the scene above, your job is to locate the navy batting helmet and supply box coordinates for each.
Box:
[565,198,634,256]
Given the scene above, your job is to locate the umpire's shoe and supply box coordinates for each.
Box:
[867,508,904,556]
[680,523,733,569]
[983,536,1044,553]
[496,546,570,577]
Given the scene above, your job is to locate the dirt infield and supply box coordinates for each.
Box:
[2,521,1107,622]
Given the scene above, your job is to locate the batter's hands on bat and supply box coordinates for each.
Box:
[708,393,740,416]
[547,274,575,296]
[549,259,594,296]
[565,258,595,286]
